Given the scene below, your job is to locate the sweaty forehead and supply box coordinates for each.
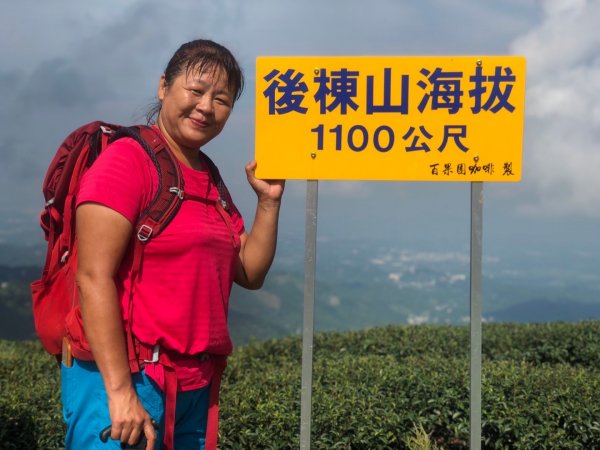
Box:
[185,62,227,82]
[183,64,231,92]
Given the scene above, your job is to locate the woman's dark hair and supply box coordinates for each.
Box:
[146,39,244,124]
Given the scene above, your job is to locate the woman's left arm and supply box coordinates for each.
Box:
[235,160,285,290]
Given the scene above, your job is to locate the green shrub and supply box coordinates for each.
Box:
[404,423,441,450]
[0,341,64,450]
[1,322,599,449]
[481,361,600,449]
[221,349,600,449]
[483,322,600,368]
[221,322,600,449]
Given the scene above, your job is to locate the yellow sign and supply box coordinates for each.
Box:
[255,56,526,181]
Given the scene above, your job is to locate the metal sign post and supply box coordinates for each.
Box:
[470,181,483,450]
[300,180,318,450]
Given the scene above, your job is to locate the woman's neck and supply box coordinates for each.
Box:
[155,120,203,171]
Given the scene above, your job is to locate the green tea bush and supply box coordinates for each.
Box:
[221,352,600,449]
[481,361,600,449]
[483,322,600,368]
[0,341,64,449]
[1,321,599,449]
[221,322,600,449]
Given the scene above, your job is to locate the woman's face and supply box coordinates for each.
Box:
[157,65,234,151]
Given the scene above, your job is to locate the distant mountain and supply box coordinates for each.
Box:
[490,298,600,323]
[1,235,599,344]
[0,242,45,267]
[0,266,38,340]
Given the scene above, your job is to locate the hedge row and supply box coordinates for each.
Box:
[1,322,599,449]
[0,341,63,449]
[236,321,600,369]
[221,323,600,449]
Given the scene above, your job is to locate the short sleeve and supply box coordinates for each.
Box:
[76,138,158,224]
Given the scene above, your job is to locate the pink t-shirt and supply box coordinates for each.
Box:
[76,133,245,390]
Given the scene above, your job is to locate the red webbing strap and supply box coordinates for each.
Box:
[114,125,183,448]
[41,206,61,278]
[135,343,177,450]
[126,239,145,374]
[126,238,176,447]
[48,141,91,274]
[127,126,184,239]
[119,125,182,372]
[44,206,61,264]
[205,356,227,450]
[156,352,178,450]
[182,192,215,204]
[136,345,223,450]
[63,128,106,249]
[59,194,76,260]
[215,201,237,247]
[199,150,230,212]
[117,126,229,448]
[100,126,112,149]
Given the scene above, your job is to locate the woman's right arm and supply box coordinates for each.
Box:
[76,203,156,450]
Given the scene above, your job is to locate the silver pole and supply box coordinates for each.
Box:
[470,181,483,450]
[300,180,318,450]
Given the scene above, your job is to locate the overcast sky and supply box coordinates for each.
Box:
[1,0,599,260]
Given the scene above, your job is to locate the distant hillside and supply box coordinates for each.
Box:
[1,235,599,344]
[3,263,600,345]
[0,242,44,267]
[491,298,600,322]
[0,266,38,340]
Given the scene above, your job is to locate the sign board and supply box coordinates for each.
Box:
[255,56,526,181]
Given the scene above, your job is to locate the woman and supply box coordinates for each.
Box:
[64,39,284,449]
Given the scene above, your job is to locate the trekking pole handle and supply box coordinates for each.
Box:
[99,420,159,448]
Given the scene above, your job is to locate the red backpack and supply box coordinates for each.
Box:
[30,121,187,361]
[31,121,232,360]
[31,121,231,450]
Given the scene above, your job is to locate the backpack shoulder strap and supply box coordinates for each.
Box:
[109,125,185,374]
[111,125,184,242]
[199,150,232,213]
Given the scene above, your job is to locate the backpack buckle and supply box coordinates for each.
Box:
[169,187,184,200]
[137,224,153,242]
[143,344,160,363]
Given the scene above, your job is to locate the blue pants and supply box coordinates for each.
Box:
[61,359,209,449]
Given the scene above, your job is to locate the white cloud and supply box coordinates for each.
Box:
[510,0,600,217]
[445,273,467,284]
[4,0,595,245]
[328,295,341,307]
[408,312,430,325]
[388,273,401,282]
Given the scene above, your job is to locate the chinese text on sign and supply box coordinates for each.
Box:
[255,56,526,181]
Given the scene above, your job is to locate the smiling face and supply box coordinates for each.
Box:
[157,65,234,155]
